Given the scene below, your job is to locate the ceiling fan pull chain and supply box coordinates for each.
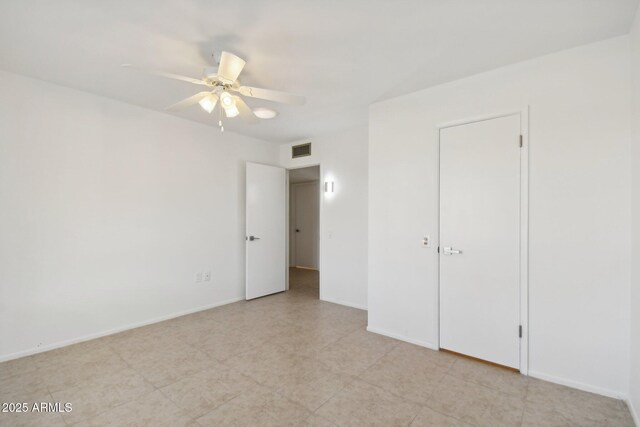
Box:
[218,103,224,132]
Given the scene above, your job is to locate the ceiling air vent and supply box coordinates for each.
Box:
[292,143,311,158]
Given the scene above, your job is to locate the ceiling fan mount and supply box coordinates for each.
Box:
[122,51,305,131]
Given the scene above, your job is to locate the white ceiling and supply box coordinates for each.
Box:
[1,0,637,143]
[289,166,320,184]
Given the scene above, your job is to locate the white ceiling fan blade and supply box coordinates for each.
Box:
[237,86,305,105]
[233,96,259,124]
[216,52,246,84]
[121,64,207,86]
[165,92,212,112]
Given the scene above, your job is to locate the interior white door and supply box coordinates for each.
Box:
[439,114,521,369]
[246,162,286,300]
[293,182,319,269]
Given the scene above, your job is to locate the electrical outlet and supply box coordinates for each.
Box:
[195,272,203,283]
[203,271,211,281]
[422,235,431,247]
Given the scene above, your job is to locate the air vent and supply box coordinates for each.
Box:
[292,143,311,158]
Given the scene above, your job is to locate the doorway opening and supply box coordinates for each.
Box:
[287,165,320,299]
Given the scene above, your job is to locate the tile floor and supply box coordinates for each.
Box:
[0,268,634,426]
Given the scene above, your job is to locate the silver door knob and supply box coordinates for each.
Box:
[443,247,462,255]
[247,236,261,241]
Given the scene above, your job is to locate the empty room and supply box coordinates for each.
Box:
[1,1,639,426]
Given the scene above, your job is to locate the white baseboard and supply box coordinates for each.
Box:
[366,326,439,351]
[321,297,367,311]
[363,328,630,405]
[527,370,626,400]
[294,266,319,271]
[0,297,244,363]
[364,327,630,406]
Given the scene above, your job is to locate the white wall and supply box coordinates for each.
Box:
[629,4,640,423]
[368,37,631,397]
[0,70,279,360]
[279,126,368,310]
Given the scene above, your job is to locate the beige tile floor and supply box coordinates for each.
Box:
[0,268,634,426]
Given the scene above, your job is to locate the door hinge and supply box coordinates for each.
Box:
[519,135,523,148]
[519,325,522,338]
[437,246,440,253]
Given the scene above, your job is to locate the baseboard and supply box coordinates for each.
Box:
[628,398,639,427]
[366,326,439,350]
[361,328,629,403]
[0,297,244,362]
[294,266,319,271]
[527,370,626,400]
[321,297,367,311]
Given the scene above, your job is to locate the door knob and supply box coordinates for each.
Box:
[247,236,260,241]
[443,246,462,255]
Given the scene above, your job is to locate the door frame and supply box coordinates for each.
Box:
[436,107,529,375]
[285,164,323,298]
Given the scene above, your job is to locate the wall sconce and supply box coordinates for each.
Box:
[324,180,335,193]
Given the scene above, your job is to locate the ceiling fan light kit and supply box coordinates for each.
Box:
[224,102,240,118]
[219,91,234,107]
[122,51,305,132]
[198,94,218,114]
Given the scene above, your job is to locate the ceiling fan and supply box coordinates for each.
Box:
[122,51,305,131]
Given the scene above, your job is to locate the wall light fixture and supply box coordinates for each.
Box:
[324,180,335,193]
